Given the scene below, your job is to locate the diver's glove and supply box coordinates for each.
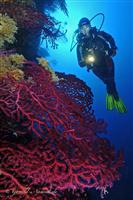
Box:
[109,48,117,57]
[78,60,86,67]
[111,49,117,57]
[108,47,117,57]
[87,65,93,72]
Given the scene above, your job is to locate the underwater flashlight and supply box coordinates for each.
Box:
[86,54,95,64]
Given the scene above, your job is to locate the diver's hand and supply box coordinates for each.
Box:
[79,60,86,67]
[87,65,93,72]
[111,49,117,57]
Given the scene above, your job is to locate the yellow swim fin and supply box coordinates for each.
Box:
[114,98,127,113]
[106,94,127,113]
[106,94,115,111]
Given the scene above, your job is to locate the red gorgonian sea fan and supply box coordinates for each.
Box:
[0,2,52,29]
[0,2,66,38]
[0,62,123,199]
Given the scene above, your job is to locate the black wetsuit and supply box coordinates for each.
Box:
[76,27,119,100]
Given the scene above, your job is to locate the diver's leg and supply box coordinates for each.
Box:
[105,57,127,112]
[105,78,119,100]
[93,56,119,100]
[93,56,127,113]
[104,56,119,100]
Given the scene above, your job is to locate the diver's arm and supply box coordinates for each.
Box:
[76,44,86,67]
[98,31,117,50]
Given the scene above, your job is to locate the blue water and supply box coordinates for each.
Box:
[40,1,133,199]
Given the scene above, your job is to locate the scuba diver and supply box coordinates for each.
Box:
[74,16,127,113]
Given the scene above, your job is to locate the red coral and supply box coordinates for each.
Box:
[0,137,123,199]
[0,3,53,29]
[0,62,123,199]
[0,62,100,140]
[0,2,65,39]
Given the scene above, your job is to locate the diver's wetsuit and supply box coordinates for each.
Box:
[76,27,119,100]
